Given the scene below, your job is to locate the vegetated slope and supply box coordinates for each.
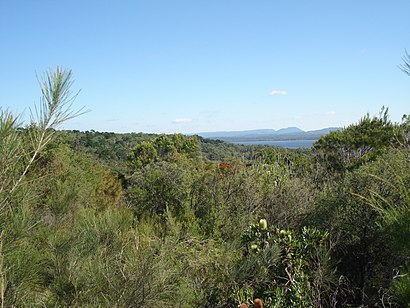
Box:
[1,68,409,307]
[2,111,408,307]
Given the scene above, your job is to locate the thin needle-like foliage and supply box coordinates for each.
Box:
[399,50,410,77]
[0,66,86,209]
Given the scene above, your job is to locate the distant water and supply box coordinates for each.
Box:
[232,139,316,149]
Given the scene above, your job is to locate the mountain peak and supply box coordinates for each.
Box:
[275,127,304,134]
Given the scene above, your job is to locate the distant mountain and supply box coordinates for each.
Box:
[195,127,341,142]
[307,127,340,135]
[275,127,304,135]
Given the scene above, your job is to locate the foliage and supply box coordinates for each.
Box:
[354,149,410,306]
[129,133,200,169]
[313,107,400,175]
[0,67,85,306]
[308,148,410,306]
[236,220,335,308]
[1,67,409,307]
[400,49,410,77]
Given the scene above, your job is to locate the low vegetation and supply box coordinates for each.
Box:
[0,67,409,307]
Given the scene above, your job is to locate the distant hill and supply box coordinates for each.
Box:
[275,127,304,135]
[195,127,341,142]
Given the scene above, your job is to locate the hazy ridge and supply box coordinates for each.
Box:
[196,126,342,142]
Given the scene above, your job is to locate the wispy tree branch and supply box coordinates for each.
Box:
[0,67,87,209]
[399,50,410,77]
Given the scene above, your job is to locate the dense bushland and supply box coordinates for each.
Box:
[0,68,409,307]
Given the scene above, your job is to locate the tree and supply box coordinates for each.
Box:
[313,107,398,174]
[129,141,158,168]
[0,67,84,306]
[0,66,85,209]
[129,134,200,169]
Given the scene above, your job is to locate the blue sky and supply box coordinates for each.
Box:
[1,1,409,134]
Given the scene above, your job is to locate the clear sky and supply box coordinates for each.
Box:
[1,1,409,134]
